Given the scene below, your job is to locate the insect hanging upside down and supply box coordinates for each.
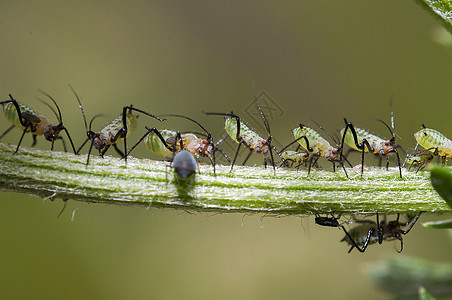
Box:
[340,212,422,253]
[0,92,77,153]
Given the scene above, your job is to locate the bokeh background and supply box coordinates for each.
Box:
[1,1,452,299]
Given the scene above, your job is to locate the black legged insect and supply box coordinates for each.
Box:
[0,93,76,153]
[278,136,310,170]
[290,122,351,178]
[71,87,164,166]
[340,212,423,253]
[340,119,403,178]
[340,103,403,178]
[204,97,279,175]
[125,114,230,174]
[314,212,342,228]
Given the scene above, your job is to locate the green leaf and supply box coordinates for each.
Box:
[414,0,452,34]
[430,165,452,207]
[369,256,452,298]
[419,286,437,300]
[423,219,452,229]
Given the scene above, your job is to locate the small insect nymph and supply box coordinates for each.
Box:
[72,88,164,166]
[290,122,349,177]
[340,212,422,253]
[204,98,278,175]
[126,114,228,173]
[0,93,76,153]
[340,117,402,178]
[413,124,452,164]
[314,212,342,228]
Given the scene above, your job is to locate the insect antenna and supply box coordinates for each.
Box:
[255,97,276,175]
[69,85,89,132]
[310,119,340,145]
[163,114,218,174]
[376,119,394,139]
[39,90,63,124]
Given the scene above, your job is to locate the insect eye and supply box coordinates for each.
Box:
[332,150,337,155]
[202,140,208,144]
[384,141,390,146]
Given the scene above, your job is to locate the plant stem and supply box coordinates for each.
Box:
[0,143,450,215]
[414,0,452,33]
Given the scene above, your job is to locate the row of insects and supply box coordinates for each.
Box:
[0,90,437,252]
[0,90,447,179]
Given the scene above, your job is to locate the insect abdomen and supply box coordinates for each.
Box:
[414,128,452,157]
[145,129,176,156]
[3,101,37,130]
[292,126,329,152]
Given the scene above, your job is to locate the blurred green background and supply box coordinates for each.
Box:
[1,1,452,299]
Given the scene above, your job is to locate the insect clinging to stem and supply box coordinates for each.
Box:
[290,122,350,177]
[72,87,164,166]
[204,97,279,175]
[340,104,403,178]
[0,92,77,154]
[340,212,422,253]
[412,124,452,165]
[126,114,229,174]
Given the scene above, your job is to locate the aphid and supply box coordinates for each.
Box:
[72,88,164,166]
[340,212,422,253]
[404,151,434,172]
[340,117,402,178]
[204,98,278,174]
[126,114,228,173]
[173,149,197,183]
[314,212,342,228]
[413,124,452,164]
[0,93,76,153]
[291,123,349,177]
[279,150,309,169]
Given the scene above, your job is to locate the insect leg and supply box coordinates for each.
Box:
[376,213,384,245]
[100,144,111,158]
[241,149,253,166]
[0,125,14,139]
[122,106,129,164]
[230,141,243,172]
[15,123,31,153]
[112,143,125,157]
[86,139,95,166]
[255,98,276,175]
[214,147,231,165]
[55,136,67,152]
[62,127,77,154]
[77,138,89,155]
[342,225,374,253]
[31,134,37,147]
[400,212,423,235]
[7,95,29,128]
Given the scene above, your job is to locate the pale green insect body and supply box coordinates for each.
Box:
[144,129,211,159]
[94,112,137,148]
[280,150,308,163]
[145,129,176,157]
[2,101,49,133]
[292,126,339,162]
[413,128,452,158]
[340,127,388,154]
[225,117,269,154]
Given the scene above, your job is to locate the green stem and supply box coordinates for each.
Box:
[0,143,449,214]
[414,0,452,34]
